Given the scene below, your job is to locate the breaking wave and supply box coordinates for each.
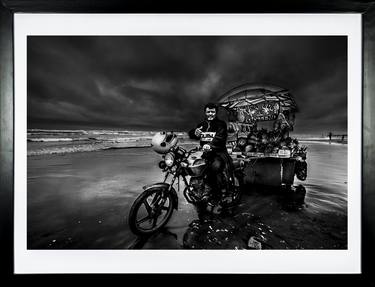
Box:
[27,129,190,156]
[27,138,91,142]
[27,142,152,156]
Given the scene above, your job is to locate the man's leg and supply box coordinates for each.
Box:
[205,153,237,214]
[208,155,226,197]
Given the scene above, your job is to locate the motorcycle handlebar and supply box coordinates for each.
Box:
[185,146,202,157]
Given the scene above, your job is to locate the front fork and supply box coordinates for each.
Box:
[162,170,193,206]
[142,178,179,211]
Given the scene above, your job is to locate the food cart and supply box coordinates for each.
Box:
[217,83,307,187]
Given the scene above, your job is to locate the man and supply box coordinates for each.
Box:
[188,103,234,211]
[328,131,333,144]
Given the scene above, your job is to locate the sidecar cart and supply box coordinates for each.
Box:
[216,83,307,188]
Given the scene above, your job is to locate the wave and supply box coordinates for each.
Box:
[28,141,152,156]
[28,129,88,134]
[90,130,131,135]
[28,137,92,142]
[28,129,157,136]
[101,136,153,142]
[27,136,155,143]
[27,129,193,156]
[299,140,347,145]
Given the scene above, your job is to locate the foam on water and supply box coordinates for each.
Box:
[28,138,91,142]
[28,141,154,156]
[27,129,190,156]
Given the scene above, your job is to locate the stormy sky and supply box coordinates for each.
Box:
[27,36,347,136]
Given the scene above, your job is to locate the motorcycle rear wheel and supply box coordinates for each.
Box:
[128,187,174,236]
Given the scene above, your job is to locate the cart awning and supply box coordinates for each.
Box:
[217,83,298,112]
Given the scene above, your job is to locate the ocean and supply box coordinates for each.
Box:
[27,129,343,156]
[27,129,190,156]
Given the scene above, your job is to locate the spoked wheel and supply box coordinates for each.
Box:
[128,187,174,236]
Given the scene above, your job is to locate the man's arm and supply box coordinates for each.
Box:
[188,122,205,140]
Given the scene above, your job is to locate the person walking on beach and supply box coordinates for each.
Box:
[328,131,333,144]
[188,103,234,212]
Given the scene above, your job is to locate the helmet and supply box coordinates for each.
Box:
[151,131,178,154]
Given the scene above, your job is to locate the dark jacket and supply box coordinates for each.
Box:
[188,118,228,152]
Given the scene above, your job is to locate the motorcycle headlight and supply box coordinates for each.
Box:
[164,152,175,167]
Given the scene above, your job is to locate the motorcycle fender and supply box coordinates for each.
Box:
[142,182,179,210]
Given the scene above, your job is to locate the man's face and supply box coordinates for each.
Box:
[205,107,217,121]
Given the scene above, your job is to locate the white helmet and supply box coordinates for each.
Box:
[151,131,178,154]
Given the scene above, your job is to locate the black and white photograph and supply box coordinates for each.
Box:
[26,34,349,250]
[10,14,363,274]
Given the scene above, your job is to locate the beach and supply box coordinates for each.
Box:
[27,146,193,248]
[27,139,347,249]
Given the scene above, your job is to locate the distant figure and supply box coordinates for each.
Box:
[328,132,333,144]
[341,135,345,142]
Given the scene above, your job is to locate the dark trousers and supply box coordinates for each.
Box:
[204,151,232,197]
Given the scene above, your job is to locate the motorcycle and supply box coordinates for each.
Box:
[128,132,243,236]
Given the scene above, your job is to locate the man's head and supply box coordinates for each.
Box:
[204,103,218,121]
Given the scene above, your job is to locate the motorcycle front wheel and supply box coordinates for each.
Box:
[128,187,174,236]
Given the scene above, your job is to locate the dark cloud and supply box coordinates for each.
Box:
[27,36,347,135]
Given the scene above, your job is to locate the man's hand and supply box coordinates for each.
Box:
[203,144,211,151]
[195,127,203,137]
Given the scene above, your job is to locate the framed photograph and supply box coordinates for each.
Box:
[1,0,375,281]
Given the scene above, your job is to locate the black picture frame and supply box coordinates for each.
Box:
[1,0,375,284]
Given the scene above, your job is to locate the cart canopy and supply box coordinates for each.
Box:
[217,83,298,121]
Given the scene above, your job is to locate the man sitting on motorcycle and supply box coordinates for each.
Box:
[188,103,235,213]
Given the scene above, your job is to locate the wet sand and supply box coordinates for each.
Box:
[143,187,347,250]
[27,143,347,249]
[27,147,196,249]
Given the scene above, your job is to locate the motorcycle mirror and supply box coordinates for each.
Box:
[159,161,167,169]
